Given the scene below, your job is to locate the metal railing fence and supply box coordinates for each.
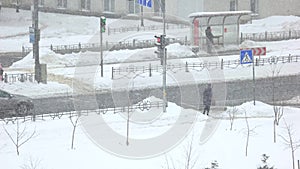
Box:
[241,29,300,42]
[111,55,300,79]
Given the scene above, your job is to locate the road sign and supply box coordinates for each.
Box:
[240,49,253,64]
[138,0,152,8]
[29,27,34,43]
[252,47,266,56]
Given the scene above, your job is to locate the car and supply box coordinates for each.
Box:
[0,89,34,118]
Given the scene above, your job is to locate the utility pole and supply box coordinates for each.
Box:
[100,16,106,77]
[100,21,103,77]
[32,0,41,83]
[140,5,144,27]
[161,0,167,112]
[162,0,166,35]
[163,47,167,112]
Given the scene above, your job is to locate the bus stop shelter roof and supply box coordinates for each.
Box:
[188,11,252,46]
[188,11,252,19]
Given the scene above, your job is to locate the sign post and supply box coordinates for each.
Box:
[240,49,255,105]
[100,16,106,77]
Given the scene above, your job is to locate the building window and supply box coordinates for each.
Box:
[104,0,115,12]
[57,0,67,8]
[39,0,45,6]
[81,0,91,10]
[250,0,259,14]
[230,0,236,11]
[128,0,140,14]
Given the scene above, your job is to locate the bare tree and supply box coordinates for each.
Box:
[21,156,44,169]
[164,155,176,169]
[69,114,81,149]
[273,103,284,143]
[164,135,199,169]
[279,119,300,169]
[227,106,238,131]
[183,136,198,169]
[269,59,284,143]
[242,110,258,157]
[3,120,36,155]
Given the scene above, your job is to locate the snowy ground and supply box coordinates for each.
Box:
[1,8,300,169]
[2,39,300,98]
[1,8,300,97]
[0,98,299,169]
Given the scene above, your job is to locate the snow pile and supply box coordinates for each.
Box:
[10,43,195,70]
[241,15,300,33]
[0,81,73,98]
[166,43,195,58]
[224,101,274,118]
[10,48,77,68]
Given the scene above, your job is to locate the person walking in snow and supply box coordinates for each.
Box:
[0,63,4,81]
[205,26,215,53]
[203,84,212,115]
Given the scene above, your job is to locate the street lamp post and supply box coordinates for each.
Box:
[161,0,167,112]
[33,0,41,83]
[100,16,106,77]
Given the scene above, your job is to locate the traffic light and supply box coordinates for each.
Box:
[154,35,165,65]
[100,16,106,33]
[154,35,166,49]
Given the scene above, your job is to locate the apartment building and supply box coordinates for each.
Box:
[1,0,300,19]
[203,0,300,19]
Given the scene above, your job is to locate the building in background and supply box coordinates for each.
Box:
[0,0,299,20]
[201,0,300,19]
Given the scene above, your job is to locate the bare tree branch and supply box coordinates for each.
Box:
[227,107,237,130]
[279,118,300,169]
[21,156,43,169]
[164,134,199,169]
[2,121,37,155]
[3,125,17,146]
[69,114,81,149]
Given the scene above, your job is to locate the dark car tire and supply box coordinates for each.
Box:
[16,103,29,115]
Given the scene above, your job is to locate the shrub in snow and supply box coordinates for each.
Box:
[257,154,274,169]
[204,160,219,169]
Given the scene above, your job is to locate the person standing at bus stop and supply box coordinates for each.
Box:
[205,26,215,53]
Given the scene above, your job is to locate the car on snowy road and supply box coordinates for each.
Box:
[0,89,34,118]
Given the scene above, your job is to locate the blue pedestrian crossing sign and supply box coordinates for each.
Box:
[138,0,152,8]
[240,49,253,64]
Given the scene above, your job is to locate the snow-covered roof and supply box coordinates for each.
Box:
[188,11,252,18]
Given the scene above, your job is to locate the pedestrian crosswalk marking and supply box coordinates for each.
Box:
[242,52,251,63]
[240,49,253,64]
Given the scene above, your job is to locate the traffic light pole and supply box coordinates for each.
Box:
[162,0,166,35]
[162,0,167,112]
[140,5,144,27]
[163,48,167,112]
[100,21,103,77]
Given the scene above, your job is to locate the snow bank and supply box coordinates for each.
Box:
[241,15,300,33]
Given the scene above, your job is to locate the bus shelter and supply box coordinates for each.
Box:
[188,11,252,51]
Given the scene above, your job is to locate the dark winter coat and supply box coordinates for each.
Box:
[203,87,212,106]
[205,27,214,43]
